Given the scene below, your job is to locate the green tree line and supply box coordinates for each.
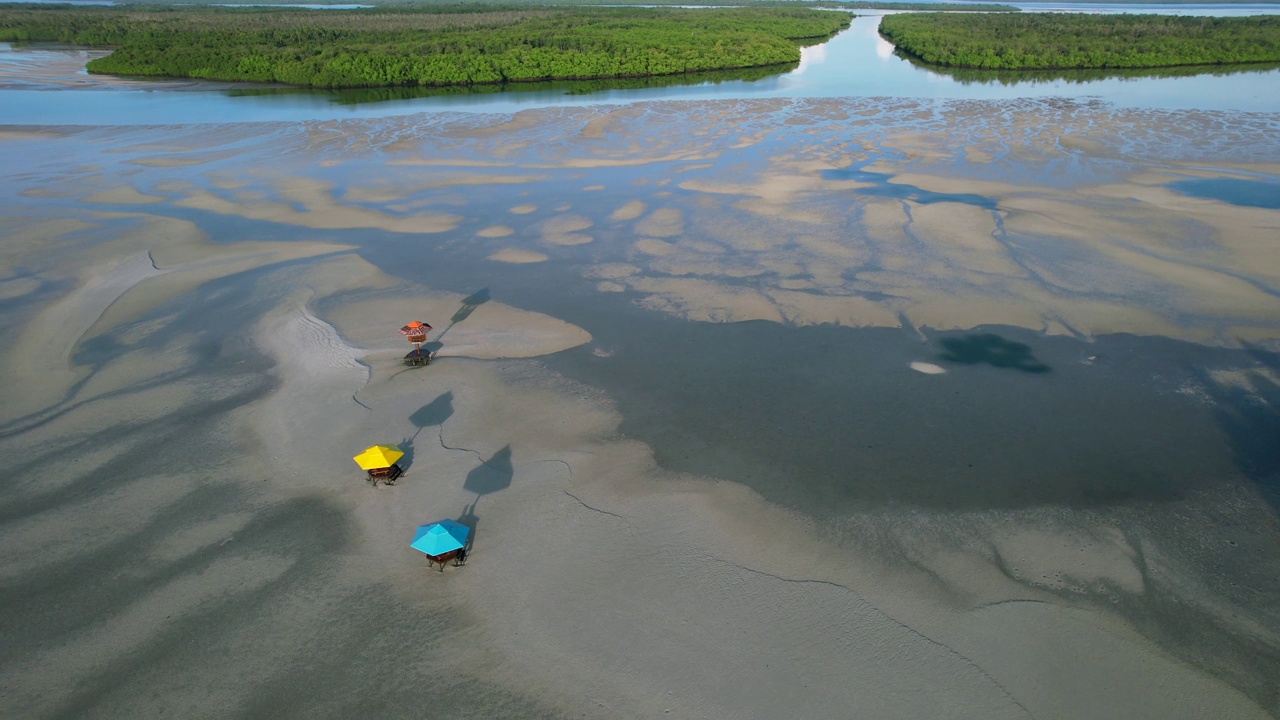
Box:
[5,0,1020,8]
[0,5,850,87]
[878,12,1280,70]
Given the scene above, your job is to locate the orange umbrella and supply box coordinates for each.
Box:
[399,321,432,342]
[400,321,432,356]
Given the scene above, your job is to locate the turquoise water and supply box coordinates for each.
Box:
[1170,177,1280,207]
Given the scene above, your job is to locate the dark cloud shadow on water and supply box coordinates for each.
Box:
[937,333,1051,373]
[1202,343,1280,515]
[426,287,490,355]
[546,314,1270,513]
[464,445,513,497]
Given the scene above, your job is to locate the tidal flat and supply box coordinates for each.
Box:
[2,88,1279,719]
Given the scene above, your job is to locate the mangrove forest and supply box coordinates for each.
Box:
[0,5,851,88]
[878,12,1280,70]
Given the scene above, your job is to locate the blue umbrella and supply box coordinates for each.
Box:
[410,519,470,556]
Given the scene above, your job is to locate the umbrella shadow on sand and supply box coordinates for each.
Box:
[395,392,456,473]
[394,439,417,472]
[455,445,513,563]
[425,288,490,356]
[464,445,513,496]
[456,499,480,558]
[410,391,454,430]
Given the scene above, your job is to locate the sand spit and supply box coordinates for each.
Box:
[253,298,372,486]
[322,291,591,361]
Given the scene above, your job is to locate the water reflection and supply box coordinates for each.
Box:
[874,33,896,61]
[224,63,798,106]
[896,52,1280,88]
[795,43,827,74]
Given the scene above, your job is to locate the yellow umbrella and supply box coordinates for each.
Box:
[353,444,404,470]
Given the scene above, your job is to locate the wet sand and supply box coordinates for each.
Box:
[2,91,1279,719]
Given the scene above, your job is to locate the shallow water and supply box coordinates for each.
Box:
[1170,177,1280,208]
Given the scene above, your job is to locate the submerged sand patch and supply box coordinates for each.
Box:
[0,129,67,142]
[544,233,593,246]
[175,176,462,234]
[539,214,594,246]
[0,207,354,425]
[765,289,900,328]
[584,263,640,279]
[633,238,678,256]
[634,207,684,238]
[343,173,543,201]
[476,225,514,238]
[630,277,784,324]
[82,187,166,205]
[488,248,548,264]
[0,276,40,300]
[2,252,161,422]
[611,200,646,221]
[541,214,592,234]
